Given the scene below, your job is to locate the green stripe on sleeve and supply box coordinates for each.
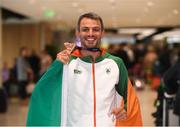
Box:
[108,54,128,111]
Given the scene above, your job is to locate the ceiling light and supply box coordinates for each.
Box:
[153,34,165,40]
[118,28,143,34]
[173,9,179,15]
[118,28,157,40]
[118,28,156,35]
[153,30,180,40]
[147,1,154,7]
[72,2,79,8]
[137,29,157,39]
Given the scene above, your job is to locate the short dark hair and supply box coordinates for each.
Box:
[77,12,104,32]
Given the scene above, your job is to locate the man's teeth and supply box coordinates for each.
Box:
[87,38,95,41]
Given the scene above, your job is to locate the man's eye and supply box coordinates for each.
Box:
[93,28,101,32]
[82,28,89,32]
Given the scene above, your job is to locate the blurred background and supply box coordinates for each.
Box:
[0,0,180,126]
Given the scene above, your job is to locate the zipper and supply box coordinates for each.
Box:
[92,59,96,127]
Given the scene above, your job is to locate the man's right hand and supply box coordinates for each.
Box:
[56,42,76,64]
[111,108,127,121]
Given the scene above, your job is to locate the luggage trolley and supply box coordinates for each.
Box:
[163,92,179,126]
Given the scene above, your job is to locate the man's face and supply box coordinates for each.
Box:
[77,18,104,48]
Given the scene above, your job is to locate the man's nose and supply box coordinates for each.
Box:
[87,29,93,36]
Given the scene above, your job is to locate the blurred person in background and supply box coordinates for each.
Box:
[133,42,146,64]
[26,49,40,82]
[108,44,118,56]
[154,43,171,77]
[163,50,180,124]
[122,43,135,70]
[130,42,146,83]
[115,43,130,69]
[27,12,142,126]
[39,50,52,78]
[152,45,180,126]
[16,47,32,103]
[1,62,10,95]
[0,62,9,113]
[143,44,158,88]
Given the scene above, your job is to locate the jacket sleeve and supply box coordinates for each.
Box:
[115,58,143,126]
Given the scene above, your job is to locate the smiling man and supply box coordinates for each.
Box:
[27,12,142,126]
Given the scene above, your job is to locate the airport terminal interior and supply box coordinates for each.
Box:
[0,0,180,126]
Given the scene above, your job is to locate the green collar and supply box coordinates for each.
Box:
[79,52,109,63]
[71,52,110,63]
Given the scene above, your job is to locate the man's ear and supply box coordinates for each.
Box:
[102,30,105,36]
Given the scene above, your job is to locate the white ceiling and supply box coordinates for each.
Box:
[1,0,180,29]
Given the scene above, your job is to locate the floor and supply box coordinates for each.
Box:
[137,86,157,126]
[0,86,157,126]
[0,98,28,126]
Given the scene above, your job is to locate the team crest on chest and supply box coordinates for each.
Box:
[106,68,111,74]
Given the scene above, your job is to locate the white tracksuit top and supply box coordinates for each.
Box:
[61,52,128,127]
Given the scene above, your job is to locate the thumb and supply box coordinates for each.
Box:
[64,42,76,52]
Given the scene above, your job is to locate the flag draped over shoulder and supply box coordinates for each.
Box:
[116,79,142,126]
[26,60,63,126]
